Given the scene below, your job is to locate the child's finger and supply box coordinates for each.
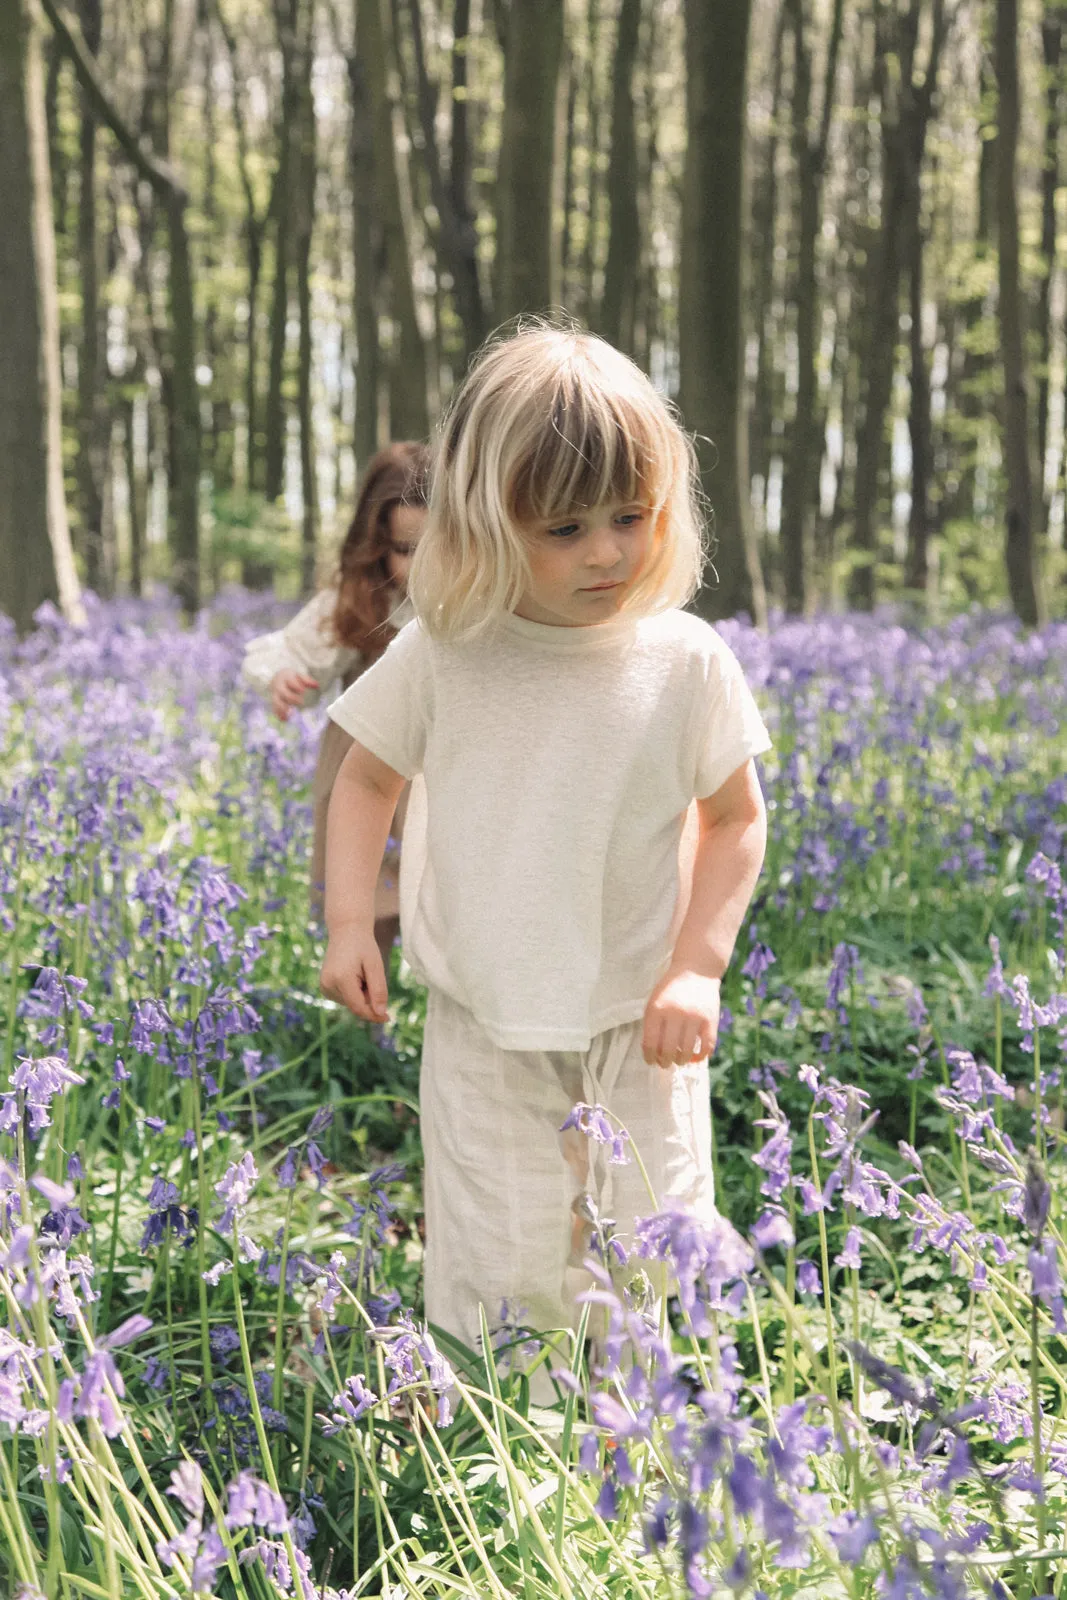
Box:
[363,957,389,1020]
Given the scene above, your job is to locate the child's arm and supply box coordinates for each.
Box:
[642,759,767,1070]
[242,588,359,717]
[320,740,407,1023]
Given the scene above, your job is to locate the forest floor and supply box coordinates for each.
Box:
[1,590,1066,1598]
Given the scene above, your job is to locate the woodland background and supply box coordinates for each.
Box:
[1,0,1064,633]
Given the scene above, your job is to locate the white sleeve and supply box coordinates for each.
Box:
[241,588,362,706]
[693,641,772,799]
[326,620,431,779]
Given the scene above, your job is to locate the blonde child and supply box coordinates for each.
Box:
[243,442,429,963]
[319,327,770,1373]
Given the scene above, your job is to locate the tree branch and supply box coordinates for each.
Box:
[38,0,187,201]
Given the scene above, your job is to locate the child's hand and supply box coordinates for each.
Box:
[320,928,389,1023]
[270,669,319,721]
[642,968,720,1069]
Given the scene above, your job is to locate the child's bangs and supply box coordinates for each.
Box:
[507,379,666,528]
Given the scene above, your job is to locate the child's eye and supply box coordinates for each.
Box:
[546,523,581,539]
[616,512,646,526]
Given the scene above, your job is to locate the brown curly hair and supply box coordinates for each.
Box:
[331,442,430,660]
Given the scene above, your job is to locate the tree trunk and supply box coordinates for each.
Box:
[347,44,381,469]
[995,0,1043,623]
[577,0,601,324]
[0,0,83,632]
[848,0,945,610]
[494,0,565,320]
[940,59,997,533]
[264,19,293,503]
[358,0,429,438]
[904,194,931,594]
[778,0,844,615]
[600,0,641,354]
[75,0,109,594]
[450,0,484,335]
[404,0,487,357]
[679,0,766,625]
[214,0,269,497]
[1035,1,1064,536]
[747,2,786,536]
[291,2,317,590]
[559,44,578,313]
[43,0,202,613]
[124,394,145,597]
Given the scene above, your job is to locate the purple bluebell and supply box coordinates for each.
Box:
[320,1373,378,1434]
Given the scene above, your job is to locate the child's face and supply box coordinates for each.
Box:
[515,502,655,627]
[385,503,427,591]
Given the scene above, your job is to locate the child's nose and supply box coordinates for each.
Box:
[588,525,623,567]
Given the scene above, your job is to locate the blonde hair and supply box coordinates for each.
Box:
[408,320,707,640]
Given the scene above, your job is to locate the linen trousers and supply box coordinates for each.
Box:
[419,984,716,1380]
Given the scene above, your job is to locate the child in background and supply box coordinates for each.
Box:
[243,442,429,963]
[320,326,770,1379]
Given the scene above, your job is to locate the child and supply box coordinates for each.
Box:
[243,442,429,962]
[320,326,770,1374]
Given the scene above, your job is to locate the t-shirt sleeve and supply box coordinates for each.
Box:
[692,639,772,799]
[326,619,430,779]
[241,587,361,704]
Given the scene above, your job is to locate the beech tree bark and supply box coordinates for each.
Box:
[778,0,844,614]
[0,0,83,632]
[600,0,641,354]
[679,0,766,625]
[495,0,565,320]
[75,0,110,594]
[995,0,1043,623]
[848,0,946,610]
[1035,0,1065,536]
[357,0,428,439]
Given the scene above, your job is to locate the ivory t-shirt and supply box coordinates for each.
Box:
[327,607,771,1051]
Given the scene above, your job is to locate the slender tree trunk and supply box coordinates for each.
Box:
[450,0,481,324]
[1035,1,1064,536]
[495,0,565,320]
[942,60,997,532]
[680,0,766,625]
[600,0,641,353]
[214,0,269,496]
[849,0,945,610]
[124,394,145,596]
[358,0,428,438]
[747,2,786,530]
[405,0,487,356]
[577,0,601,323]
[904,195,931,594]
[995,0,1043,623]
[75,0,109,594]
[632,15,658,373]
[347,44,381,468]
[43,0,201,612]
[779,0,843,615]
[265,14,294,503]
[0,0,83,632]
[559,44,578,313]
[45,30,67,224]
[291,2,317,590]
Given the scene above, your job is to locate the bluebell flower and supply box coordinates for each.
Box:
[752,1208,794,1252]
[225,1470,289,1534]
[215,1151,257,1232]
[320,1373,378,1434]
[796,1260,821,1297]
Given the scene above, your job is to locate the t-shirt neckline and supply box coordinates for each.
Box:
[496,608,639,650]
